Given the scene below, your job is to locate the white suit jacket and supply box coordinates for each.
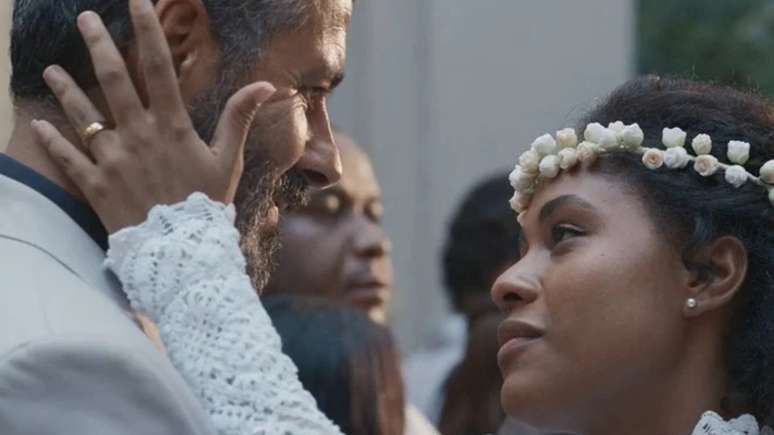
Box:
[0,173,216,435]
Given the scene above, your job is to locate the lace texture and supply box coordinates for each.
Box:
[693,411,771,435]
[106,193,343,435]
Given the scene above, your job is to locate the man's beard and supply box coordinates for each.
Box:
[189,73,310,292]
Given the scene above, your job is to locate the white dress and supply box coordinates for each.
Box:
[105,193,767,435]
[105,193,343,435]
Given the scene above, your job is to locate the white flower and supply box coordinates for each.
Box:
[584,122,606,143]
[694,155,720,177]
[621,123,645,150]
[725,165,749,188]
[641,148,665,170]
[531,134,558,156]
[539,155,561,178]
[509,191,532,213]
[608,121,626,134]
[576,141,599,164]
[558,148,579,170]
[509,165,536,191]
[518,149,541,174]
[662,127,687,148]
[727,140,750,165]
[691,134,713,155]
[598,128,620,151]
[664,146,691,169]
[556,128,578,149]
[759,160,774,184]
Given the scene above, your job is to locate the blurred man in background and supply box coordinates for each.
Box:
[263,129,440,435]
[263,130,393,324]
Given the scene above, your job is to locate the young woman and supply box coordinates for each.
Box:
[496,76,774,434]
[31,3,774,435]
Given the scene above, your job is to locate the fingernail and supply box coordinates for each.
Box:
[42,65,61,81]
[256,84,277,103]
[77,11,99,33]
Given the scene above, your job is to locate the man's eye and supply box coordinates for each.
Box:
[319,195,341,214]
[551,224,583,245]
[300,88,328,104]
[367,202,384,222]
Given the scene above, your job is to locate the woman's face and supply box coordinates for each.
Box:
[493,167,692,431]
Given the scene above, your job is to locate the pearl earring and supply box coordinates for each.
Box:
[686,298,698,309]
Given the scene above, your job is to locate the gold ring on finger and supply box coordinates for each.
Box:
[81,121,110,147]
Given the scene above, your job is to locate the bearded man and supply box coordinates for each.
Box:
[0,0,352,433]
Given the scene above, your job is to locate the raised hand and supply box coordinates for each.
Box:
[31,0,275,233]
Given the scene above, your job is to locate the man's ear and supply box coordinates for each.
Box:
[155,0,209,72]
[683,236,748,318]
[125,0,219,104]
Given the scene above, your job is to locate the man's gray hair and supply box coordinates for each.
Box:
[11,0,312,100]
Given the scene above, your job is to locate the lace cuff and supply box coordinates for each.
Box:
[693,411,763,435]
[106,192,343,435]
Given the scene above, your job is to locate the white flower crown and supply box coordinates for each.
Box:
[509,121,774,213]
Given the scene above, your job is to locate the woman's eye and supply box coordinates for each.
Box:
[551,224,583,245]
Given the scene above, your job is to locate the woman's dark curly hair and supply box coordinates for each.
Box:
[581,75,774,423]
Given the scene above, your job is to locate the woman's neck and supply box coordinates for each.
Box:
[583,328,729,435]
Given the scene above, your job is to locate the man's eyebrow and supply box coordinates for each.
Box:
[538,194,596,222]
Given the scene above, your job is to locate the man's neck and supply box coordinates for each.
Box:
[5,102,87,201]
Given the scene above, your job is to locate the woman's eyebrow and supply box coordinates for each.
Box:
[538,194,597,222]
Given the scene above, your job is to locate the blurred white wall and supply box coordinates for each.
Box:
[0,3,11,151]
[330,1,634,352]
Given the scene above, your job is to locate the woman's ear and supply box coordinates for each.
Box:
[683,236,748,318]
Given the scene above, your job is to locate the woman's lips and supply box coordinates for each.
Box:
[497,319,544,370]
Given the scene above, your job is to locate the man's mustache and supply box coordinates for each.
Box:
[273,170,310,211]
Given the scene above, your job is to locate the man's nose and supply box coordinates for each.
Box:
[353,224,392,259]
[296,101,342,188]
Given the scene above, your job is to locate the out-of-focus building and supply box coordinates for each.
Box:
[0,3,12,151]
[330,1,634,352]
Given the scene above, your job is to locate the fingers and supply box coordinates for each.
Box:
[42,65,107,153]
[212,82,277,165]
[129,0,187,117]
[31,119,99,195]
[77,11,143,123]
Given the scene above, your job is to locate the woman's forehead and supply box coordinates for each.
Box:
[525,168,644,222]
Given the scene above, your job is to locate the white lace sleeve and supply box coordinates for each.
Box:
[104,192,343,435]
[693,411,767,435]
